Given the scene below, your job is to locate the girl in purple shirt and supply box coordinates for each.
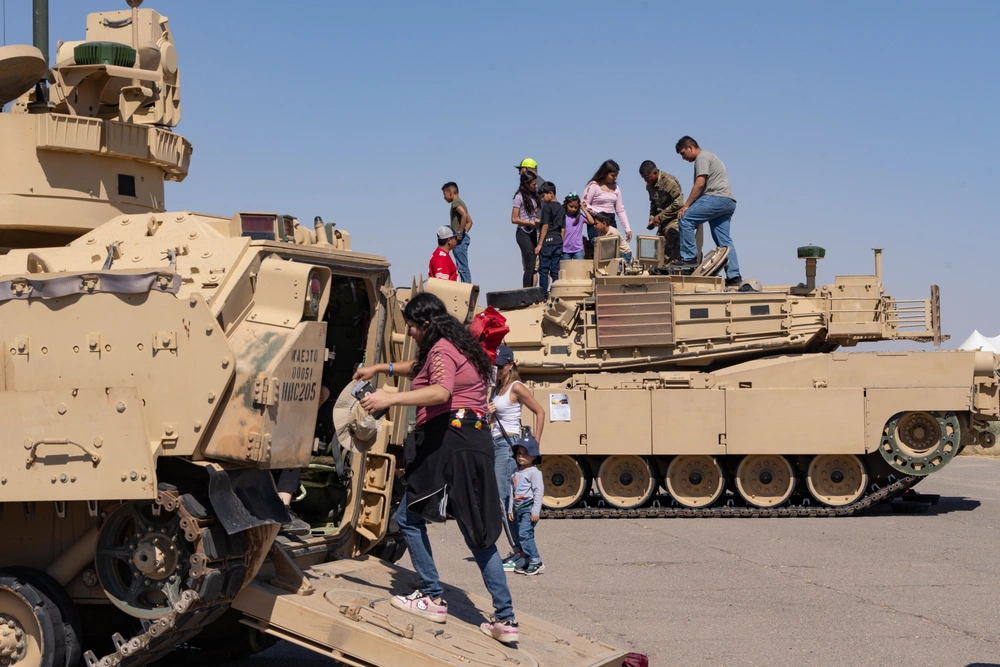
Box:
[561,192,594,260]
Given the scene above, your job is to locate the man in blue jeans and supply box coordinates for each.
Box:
[672,136,742,287]
[441,182,473,283]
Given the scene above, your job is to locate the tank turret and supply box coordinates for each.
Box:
[1,0,186,250]
[488,235,944,378]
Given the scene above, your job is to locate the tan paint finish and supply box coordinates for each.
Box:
[726,388,865,455]
[0,387,154,501]
[525,388,586,455]
[651,390,727,456]
[0,290,234,457]
[586,390,652,455]
[233,557,625,667]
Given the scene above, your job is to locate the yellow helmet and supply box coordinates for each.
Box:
[515,157,538,170]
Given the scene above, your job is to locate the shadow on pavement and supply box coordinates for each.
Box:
[866,495,981,516]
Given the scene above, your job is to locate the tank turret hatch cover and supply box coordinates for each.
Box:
[692,245,730,277]
[0,45,48,107]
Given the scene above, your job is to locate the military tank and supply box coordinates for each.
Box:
[485,234,1000,515]
[0,3,626,666]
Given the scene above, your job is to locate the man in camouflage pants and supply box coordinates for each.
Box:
[639,160,702,263]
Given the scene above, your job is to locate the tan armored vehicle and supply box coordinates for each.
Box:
[486,236,1000,514]
[0,3,626,666]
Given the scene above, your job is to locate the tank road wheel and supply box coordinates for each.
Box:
[95,501,193,619]
[734,455,796,508]
[0,572,65,667]
[880,411,961,476]
[595,456,656,509]
[806,455,868,507]
[540,456,591,509]
[665,455,725,508]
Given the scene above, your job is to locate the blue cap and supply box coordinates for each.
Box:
[515,435,540,459]
[495,345,514,367]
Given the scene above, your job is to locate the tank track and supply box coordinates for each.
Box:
[541,474,921,519]
[83,488,270,667]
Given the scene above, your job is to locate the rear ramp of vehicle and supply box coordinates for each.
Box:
[232,553,626,667]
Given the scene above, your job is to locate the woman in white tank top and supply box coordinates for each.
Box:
[489,346,545,559]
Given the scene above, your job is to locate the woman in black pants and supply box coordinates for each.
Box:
[510,171,540,288]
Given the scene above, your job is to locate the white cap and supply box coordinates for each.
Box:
[437,226,457,241]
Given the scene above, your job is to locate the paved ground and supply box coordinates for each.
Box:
[235,457,1000,667]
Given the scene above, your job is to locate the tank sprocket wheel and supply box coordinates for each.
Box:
[664,455,725,508]
[806,455,868,507]
[0,572,65,667]
[734,455,796,508]
[540,456,591,509]
[95,501,192,619]
[595,456,656,509]
[880,411,961,476]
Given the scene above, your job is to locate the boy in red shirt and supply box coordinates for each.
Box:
[429,226,459,281]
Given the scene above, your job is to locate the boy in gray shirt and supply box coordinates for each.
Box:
[505,435,545,575]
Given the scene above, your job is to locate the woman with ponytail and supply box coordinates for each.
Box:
[354,292,519,644]
[511,170,541,288]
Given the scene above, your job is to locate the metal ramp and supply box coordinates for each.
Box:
[232,554,625,667]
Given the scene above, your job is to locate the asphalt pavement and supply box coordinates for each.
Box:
[231,457,1000,667]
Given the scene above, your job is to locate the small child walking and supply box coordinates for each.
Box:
[505,435,545,575]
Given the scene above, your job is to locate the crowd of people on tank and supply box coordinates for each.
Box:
[429,136,743,293]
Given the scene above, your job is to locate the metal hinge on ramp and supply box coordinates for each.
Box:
[253,375,278,406]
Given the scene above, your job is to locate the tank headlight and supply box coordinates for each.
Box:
[305,272,322,317]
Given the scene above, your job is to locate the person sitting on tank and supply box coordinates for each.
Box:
[354,292,520,645]
[594,212,632,262]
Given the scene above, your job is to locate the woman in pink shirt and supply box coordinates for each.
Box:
[356,292,519,645]
[582,159,632,248]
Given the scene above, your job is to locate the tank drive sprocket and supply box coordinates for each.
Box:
[879,411,961,476]
[83,486,275,667]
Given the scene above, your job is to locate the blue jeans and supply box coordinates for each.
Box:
[396,490,515,621]
[453,232,471,283]
[493,434,518,512]
[622,251,633,263]
[679,196,739,279]
[510,505,540,564]
[562,250,585,260]
[537,245,562,294]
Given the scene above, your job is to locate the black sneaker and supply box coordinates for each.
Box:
[667,260,698,275]
[518,562,545,576]
[281,508,311,536]
[725,276,743,287]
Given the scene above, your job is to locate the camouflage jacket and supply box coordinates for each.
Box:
[646,171,685,228]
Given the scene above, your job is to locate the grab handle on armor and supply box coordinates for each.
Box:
[24,438,102,467]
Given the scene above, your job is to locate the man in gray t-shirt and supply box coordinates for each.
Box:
[673,136,742,285]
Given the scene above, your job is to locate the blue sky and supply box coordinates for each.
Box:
[5,1,998,346]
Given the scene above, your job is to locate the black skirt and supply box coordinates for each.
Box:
[404,410,502,550]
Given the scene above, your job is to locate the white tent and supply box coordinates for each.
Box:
[957,330,1000,354]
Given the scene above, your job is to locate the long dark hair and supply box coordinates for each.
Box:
[589,159,620,186]
[564,193,582,226]
[516,171,538,217]
[404,292,492,385]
